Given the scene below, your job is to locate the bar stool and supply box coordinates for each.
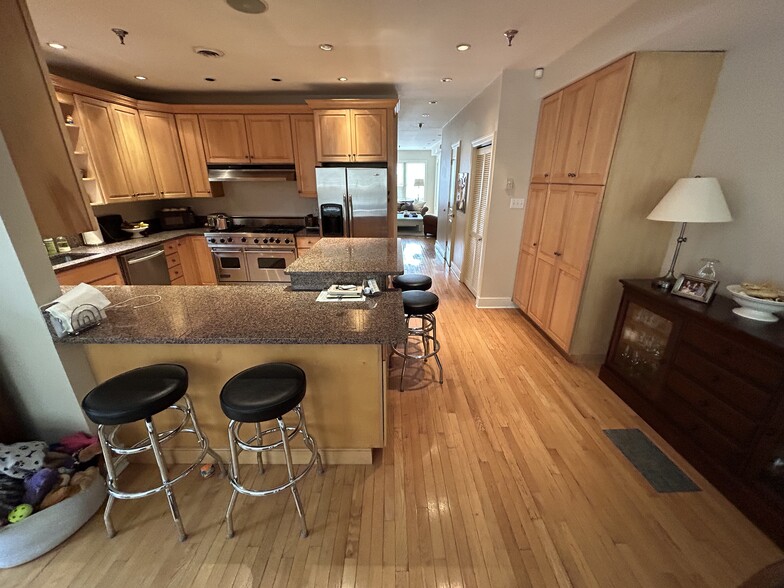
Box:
[392,273,432,292]
[391,291,444,390]
[220,362,323,539]
[81,364,224,542]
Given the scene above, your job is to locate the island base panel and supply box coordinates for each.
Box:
[84,344,386,465]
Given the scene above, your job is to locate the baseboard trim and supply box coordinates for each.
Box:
[570,354,605,367]
[475,297,517,309]
[449,264,461,280]
[128,447,373,466]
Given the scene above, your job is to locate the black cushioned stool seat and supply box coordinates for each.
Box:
[220,363,306,423]
[402,290,440,315]
[82,364,188,426]
[393,273,432,291]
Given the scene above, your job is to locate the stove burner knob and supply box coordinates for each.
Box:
[262,238,269,243]
[284,238,290,244]
[209,238,215,243]
[275,238,281,244]
[219,238,225,243]
[227,237,233,243]
[254,238,260,244]
[241,237,247,243]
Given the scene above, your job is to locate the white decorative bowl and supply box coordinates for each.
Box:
[726,285,784,322]
[121,226,148,239]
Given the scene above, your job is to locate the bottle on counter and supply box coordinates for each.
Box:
[54,236,71,253]
[43,238,58,256]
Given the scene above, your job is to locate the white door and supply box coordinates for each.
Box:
[464,144,493,295]
[445,142,460,265]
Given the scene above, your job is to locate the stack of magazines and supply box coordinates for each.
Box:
[325,284,363,299]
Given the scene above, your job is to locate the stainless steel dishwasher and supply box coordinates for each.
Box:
[119,244,171,285]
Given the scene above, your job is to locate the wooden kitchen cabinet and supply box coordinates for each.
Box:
[600,280,784,546]
[245,114,294,163]
[513,52,723,358]
[291,114,318,196]
[190,236,218,284]
[199,114,250,163]
[174,114,215,198]
[529,94,562,183]
[108,104,159,199]
[511,184,548,310]
[74,95,134,202]
[56,256,125,286]
[139,110,190,198]
[312,108,387,162]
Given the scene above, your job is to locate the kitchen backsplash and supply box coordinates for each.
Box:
[94,181,318,223]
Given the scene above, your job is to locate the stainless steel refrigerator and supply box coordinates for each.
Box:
[316,167,388,237]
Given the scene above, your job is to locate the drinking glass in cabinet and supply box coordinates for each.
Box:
[612,303,673,382]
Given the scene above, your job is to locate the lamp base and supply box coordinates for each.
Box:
[651,274,677,292]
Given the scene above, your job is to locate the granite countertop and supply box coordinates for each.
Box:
[52,228,208,272]
[53,284,407,345]
[286,238,403,276]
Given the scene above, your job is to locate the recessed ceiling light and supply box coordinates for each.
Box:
[226,0,268,14]
[456,43,471,51]
[204,77,216,82]
[428,100,438,105]
[134,75,147,80]
[271,78,282,82]
[441,77,453,83]
[319,43,334,51]
[47,42,67,50]
[338,77,348,82]
[421,114,430,117]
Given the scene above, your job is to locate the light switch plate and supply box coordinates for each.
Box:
[510,198,525,209]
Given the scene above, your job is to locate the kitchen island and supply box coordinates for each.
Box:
[286,237,404,290]
[56,284,406,464]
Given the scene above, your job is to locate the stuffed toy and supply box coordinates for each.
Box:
[22,468,59,507]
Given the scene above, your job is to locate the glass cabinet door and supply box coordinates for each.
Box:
[609,302,674,392]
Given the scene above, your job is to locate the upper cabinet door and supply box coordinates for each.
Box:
[139,110,190,198]
[576,55,634,185]
[313,110,352,162]
[74,95,133,202]
[351,109,387,162]
[550,77,596,184]
[199,114,250,163]
[175,114,211,198]
[109,104,159,199]
[530,93,562,183]
[245,114,294,163]
[291,114,318,197]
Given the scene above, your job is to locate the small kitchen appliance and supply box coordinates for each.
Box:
[206,213,233,231]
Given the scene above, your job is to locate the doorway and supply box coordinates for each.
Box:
[444,141,460,266]
[464,141,493,296]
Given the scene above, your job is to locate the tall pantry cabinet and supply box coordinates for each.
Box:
[512,52,724,360]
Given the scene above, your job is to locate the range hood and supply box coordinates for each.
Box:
[208,164,296,182]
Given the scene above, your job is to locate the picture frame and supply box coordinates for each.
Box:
[455,172,469,213]
[671,274,718,303]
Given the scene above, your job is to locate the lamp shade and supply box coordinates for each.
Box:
[647,177,732,223]
[413,178,425,187]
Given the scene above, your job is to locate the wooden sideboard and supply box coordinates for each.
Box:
[599,280,784,546]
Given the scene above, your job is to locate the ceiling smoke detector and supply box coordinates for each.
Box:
[194,47,225,58]
[226,0,268,14]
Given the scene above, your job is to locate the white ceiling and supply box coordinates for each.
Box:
[27,0,639,150]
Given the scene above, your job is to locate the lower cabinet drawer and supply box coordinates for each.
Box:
[168,264,184,282]
[297,247,310,257]
[170,276,186,285]
[166,252,181,269]
[296,236,320,248]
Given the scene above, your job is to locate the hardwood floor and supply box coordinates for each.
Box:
[3,237,780,587]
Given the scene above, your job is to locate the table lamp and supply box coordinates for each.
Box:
[413,178,425,201]
[647,177,732,291]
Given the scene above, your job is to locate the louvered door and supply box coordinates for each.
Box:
[465,144,493,295]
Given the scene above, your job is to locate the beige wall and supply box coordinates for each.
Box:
[0,131,93,441]
[661,24,784,287]
[435,77,501,277]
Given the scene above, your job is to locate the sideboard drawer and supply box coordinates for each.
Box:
[681,322,784,391]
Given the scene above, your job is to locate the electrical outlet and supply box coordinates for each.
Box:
[510,198,525,209]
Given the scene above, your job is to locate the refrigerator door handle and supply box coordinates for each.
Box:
[344,193,351,237]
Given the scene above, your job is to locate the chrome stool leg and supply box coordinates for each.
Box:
[296,406,324,475]
[225,420,242,538]
[432,314,444,384]
[145,417,187,542]
[96,425,117,538]
[279,417,309,538]
[255,423,265,475]
[184,394,226,476]
[400,315,412,390]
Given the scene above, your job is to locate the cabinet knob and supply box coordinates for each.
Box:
[532,242,538,247]
[554,251,562,256]
[568,173,576,178]
[544,173,549,178]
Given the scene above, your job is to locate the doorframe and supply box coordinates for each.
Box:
[445,140,461,267]
[463,133,495,296]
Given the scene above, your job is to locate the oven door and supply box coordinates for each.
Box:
[245,249,296,282]
[212,249,249,282]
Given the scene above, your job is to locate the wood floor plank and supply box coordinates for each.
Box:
[2,237,781,588]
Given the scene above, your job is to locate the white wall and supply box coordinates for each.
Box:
[435,77,502,275]
[0,131,93,441]
[93,180,318,223]
[398,150,437,213]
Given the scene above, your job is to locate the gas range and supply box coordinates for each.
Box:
[205,224,304,248]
